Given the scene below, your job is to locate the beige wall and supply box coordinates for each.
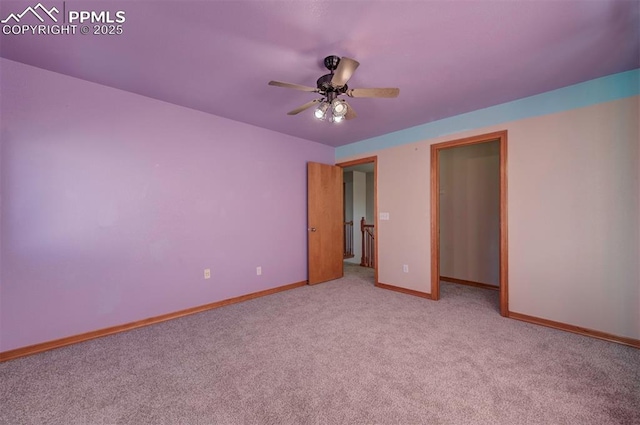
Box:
[366,172,375,223]
[339,96,639,340]
[344,171,353,223]
[440,142,500,286]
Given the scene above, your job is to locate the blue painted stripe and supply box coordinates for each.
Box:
[336,69,639,159]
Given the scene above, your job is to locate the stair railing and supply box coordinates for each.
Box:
[343,221,354,259]
[360,217,375,268]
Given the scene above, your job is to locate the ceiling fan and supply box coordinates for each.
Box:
[268,55,400,123]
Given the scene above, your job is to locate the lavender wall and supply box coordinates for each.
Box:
[0,59,334,352]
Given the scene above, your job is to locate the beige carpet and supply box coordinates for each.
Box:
[1,265,638,424]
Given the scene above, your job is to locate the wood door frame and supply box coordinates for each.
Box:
[336,156,378,283]
[430,131,508,316]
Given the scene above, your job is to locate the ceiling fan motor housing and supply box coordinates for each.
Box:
[317,74,348,95]
[318,55,349,98]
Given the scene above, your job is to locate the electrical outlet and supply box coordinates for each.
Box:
[204,268,211,279]
[256,266,262,276]
[403,264,409,273]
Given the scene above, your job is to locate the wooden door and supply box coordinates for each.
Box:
[307,162,343,284]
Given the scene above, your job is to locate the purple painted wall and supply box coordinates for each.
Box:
[0,59,333,352]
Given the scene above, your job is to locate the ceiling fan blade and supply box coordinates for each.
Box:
[331,57,360,87]
[347,88,400,98]
[345,102,357,120]
[287,99,321,115]
[269,80,319,92]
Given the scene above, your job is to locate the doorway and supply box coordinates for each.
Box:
[337,156,378,285]
[430,131,508,316]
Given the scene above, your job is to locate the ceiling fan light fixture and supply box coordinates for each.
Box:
[332,115,344,123]
[331,99,348,117]
[314,102,329,119]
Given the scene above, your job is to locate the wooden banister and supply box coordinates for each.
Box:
[360,217,375,268]
[344,221,354,259]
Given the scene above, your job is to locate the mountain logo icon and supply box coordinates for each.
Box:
[1,3,59,24]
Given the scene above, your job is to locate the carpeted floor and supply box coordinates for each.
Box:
[1,264,638,424]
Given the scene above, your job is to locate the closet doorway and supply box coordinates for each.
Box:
[430,131,508,316]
